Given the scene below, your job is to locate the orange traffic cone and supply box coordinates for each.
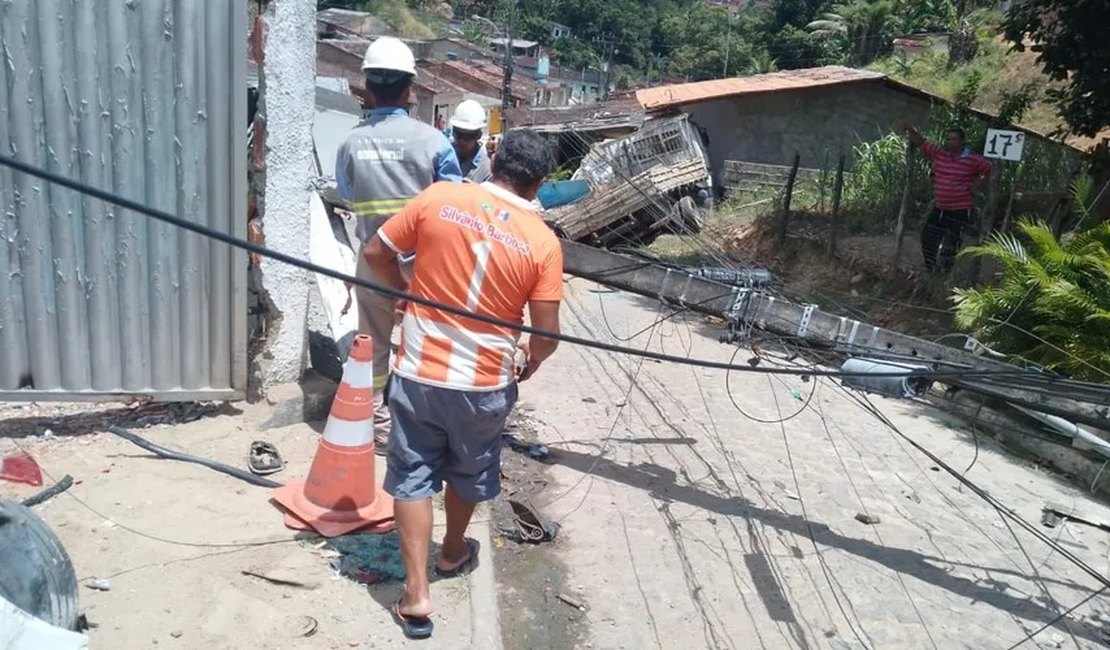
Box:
[270,334,394,537]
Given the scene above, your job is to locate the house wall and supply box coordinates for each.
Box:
[424,39,486,62]
[682,80,933,183]
[411,87,466,126]
[260,0,318,389]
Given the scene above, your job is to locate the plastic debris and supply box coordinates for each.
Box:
[309,531,406,585]
[87,578,111,592]
[1,451,43,487]
[502,434,550,462]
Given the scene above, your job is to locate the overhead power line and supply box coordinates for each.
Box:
[0,152,1100,387]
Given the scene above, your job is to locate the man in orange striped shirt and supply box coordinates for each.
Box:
[365,129,562,639]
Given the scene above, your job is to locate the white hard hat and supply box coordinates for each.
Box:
[450,100,487,131]
[361,36,417,79]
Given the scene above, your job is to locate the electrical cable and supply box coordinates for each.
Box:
[1003,586,1108,650]
[7,438,298,550]
[549,299,664,519]
[107,426,283,489]
[847,391,1110,590]
[0,153,1064,384]
[724,344,816,424]
[769,384,875,649]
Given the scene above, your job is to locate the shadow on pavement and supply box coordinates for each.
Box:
[536,444,1107,646]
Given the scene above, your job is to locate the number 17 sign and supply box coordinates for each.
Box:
[984,128,1025,162]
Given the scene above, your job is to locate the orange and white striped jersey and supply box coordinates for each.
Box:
[378,181,563,391]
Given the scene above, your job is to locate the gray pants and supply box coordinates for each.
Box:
[354,250,411,447]
[384,375,518,503]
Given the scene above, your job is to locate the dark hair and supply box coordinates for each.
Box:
[366,73,413,106]
[491,129,553,193]
[946,127,967,140]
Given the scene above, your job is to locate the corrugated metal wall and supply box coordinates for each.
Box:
[0,0,247,400]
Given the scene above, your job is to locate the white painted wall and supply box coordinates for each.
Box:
[259,0,317,388]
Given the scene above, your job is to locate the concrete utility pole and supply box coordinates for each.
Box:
[474,7,515,134]
[595,33,616,101]
[501,0,516,132]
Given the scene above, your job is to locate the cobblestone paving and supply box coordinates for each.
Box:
[514,279,1110,650]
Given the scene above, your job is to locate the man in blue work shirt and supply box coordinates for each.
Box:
[448,100,492,183]
[335,36,462,451]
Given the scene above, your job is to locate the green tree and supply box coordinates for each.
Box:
[952,182,1110,382]
[1002,0,1110,138]
[660,4,753,81]
[805,0,897,66]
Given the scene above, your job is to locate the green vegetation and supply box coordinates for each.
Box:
[1003,0,1110,140]
[952,179,1110,381]
[363,0,439,38]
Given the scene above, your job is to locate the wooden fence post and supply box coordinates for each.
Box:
[828,154,846,258]
[779,152,801,248]
[892,144,914,264]
[970,160,1005,284]
[1001,161,1022,233]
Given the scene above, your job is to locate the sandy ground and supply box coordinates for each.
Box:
[0,406,494,649]
[5,275,1110,649]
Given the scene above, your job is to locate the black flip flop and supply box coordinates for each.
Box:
[433,538,480,579]
[393,599,433,639]
[248,441,284,476]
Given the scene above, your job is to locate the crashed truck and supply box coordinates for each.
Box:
[541,114,713,248]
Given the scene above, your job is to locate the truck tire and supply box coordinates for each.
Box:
[0,500,80,631]
[678,196,705,234]
[667,196,704,235]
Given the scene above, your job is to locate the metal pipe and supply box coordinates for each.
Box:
[840,357,934,399]
[1011,404,1110,460]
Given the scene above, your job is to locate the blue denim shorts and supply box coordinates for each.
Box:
[383,375,518,503]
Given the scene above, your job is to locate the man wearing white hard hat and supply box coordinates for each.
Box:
[335,36,462,453]
[448,100,492,183]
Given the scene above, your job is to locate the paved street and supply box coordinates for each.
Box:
[510,278,1110,650]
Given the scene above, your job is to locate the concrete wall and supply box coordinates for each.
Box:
[258,0,317,389]
[412,87,466,125]
[425,39,486,62]
[683,80,933,184]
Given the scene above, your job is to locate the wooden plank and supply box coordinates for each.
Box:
[550,158,708,240]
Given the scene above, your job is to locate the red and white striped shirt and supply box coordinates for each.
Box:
[378,181,564,391]
[920,141,992,211]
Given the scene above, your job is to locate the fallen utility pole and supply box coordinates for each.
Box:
[560,240,1110,430]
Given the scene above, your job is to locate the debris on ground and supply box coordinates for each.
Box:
[0,401,231,438]
[315,531,406,585]
[502,433,550,462]
[21,474,74,507]
[240,569,317,590]
[1042,502,1110,531]
[285,615,318,638]
[1,450,43,486]
[855,513,882,525]
[557,592,587,611]
[247,440,285,476]
[86,578,111,592]
[501,500,559,544]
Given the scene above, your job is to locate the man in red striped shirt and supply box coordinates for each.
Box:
[903,125,992,273]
